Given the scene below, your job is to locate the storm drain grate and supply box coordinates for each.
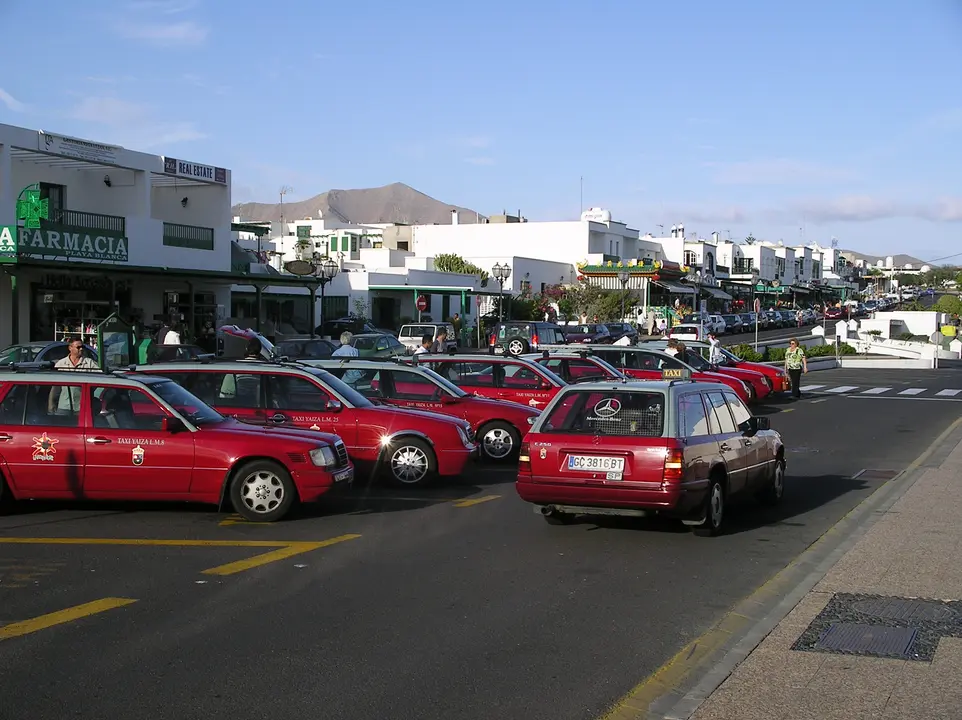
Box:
[792,593,962,661]
[814,623,918,658]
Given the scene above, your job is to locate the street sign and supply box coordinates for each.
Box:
[754,298,761,313]
[416,295,428,312]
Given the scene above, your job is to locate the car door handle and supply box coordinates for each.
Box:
[269,413,288,423]
[0,434,12,442]
[86,437,111,445]
[719,443,731,452]
[744,439,753,446]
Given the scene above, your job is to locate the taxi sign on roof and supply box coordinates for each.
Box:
[662,367,692,380]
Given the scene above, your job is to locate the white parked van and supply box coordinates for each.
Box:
[397,323,457,353]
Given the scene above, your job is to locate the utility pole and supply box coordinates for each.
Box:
[279,185,293,240]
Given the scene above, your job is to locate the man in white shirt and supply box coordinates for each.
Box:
[413,334,434,355]
[49,337,98,416]
[707,332,724,365]
[333,332,362,384]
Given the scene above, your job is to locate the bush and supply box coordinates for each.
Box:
[727,341,852,363]
[728,343,763,362]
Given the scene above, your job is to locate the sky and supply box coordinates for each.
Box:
[1,0,960,261]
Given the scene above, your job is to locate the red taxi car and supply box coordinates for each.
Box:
[304,358,539,461]
[413,354,567,410]
[135,360,477,487]
[516,370,785,535]
[0,368,353,522]
[655,340,789,393]
[524,352,625,383]
[540,345,754,404]
[642,340,772,400]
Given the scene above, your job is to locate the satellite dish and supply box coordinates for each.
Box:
[284,260,315,276]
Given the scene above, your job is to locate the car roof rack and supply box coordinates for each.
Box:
[0,361,124,375]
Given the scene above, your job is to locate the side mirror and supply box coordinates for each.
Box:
[325,400,343,413]
[163,416,187,433]
[755,416,770,431]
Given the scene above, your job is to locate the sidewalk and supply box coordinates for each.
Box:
[690,438,962,720]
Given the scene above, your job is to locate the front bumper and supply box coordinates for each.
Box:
[296,463,355,502]
[437,445,479,476]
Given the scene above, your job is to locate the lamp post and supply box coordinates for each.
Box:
[617,268,630,322]
[492,262,511,321]
[313,256,339,336]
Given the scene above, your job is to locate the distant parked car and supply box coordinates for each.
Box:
[0,341,98,366]
[721,314,744,334]
[350,333,407,358]
[604,322,638,344]
[668,324,704,342]
[273,337,338,359]
[564,324,613,344]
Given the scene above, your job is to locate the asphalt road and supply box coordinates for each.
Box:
[719,322,834,346]
[1,369,961,720]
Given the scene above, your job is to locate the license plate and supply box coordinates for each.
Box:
[333,469,353,483]
[494,346,505,355]
[567,455,625,473]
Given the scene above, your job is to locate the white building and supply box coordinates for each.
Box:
[0,122,318,347]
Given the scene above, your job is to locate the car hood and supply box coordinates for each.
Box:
[461,394,540,417]
[716,366,766,382]
[737,361,784,377]
[206,418,340,445]
[369,403,469,429]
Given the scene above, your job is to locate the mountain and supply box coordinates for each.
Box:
[841,249,927,268]
[232,182,482,226]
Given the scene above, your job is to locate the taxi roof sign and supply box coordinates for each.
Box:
[662,367,692,381]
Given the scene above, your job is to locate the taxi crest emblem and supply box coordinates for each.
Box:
[539,447,547,459]
[132,445,145,466]
[31,432,58,461]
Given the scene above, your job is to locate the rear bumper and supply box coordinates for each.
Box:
[516,478,706,518]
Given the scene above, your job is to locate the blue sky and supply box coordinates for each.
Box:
[1,0,960,260]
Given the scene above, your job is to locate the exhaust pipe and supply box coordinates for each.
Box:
[540,506,554,515]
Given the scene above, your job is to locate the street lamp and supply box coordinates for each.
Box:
[492,262,511,321]
[617,268,630,322]
[313,256,339,336]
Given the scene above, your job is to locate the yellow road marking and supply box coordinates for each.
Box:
[0,598,137,641]
[780,408,795,413]
[218,514,274,527]
[201,534,360,576]
[452,495,501,508]
[597,412,962,720]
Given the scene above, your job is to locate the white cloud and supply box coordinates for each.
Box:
[464,157,495,166]
[114,19,207,45]
[68,96,205,148]
[461,135,492,149]
[708,158,857,186]
[0,88,26,112]
[660,205,751,225]
[789,196,962,223]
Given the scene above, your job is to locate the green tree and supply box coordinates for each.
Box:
[564,282,603,317]
[933,295,962,315]
[590,290,638,321]
[433,253,489,283]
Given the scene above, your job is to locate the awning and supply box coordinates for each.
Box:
[701,286,733,301]
[791,285,811,294]
[653,279,696,295]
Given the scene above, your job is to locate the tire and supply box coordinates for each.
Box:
[759,458,786,507]
[542,509,573,525]
[506,338,529,356]
[382,437,437,487]
[230,460,297,522]
[694,475,726,537]
[478,421,521,462]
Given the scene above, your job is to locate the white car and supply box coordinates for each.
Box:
[668,323,704,342]
[707,315,727,334]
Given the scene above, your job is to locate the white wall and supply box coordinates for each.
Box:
[413,221,590,266]
[875,311,946,337]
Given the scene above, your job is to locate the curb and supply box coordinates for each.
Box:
[601,414,962,720]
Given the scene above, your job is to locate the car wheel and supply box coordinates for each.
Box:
[759,458,786,507]
[479,421,521,461]
[506,338,529,355]
[383,437,437,486]
[542,509,573,525]
[230,460,297,522]
[694,476,726,537]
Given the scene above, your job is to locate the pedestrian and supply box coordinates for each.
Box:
[452,313,462,345]
[664,339,680,357]
[431,328,449,353]
[784,338,808,399]
[707,332,723,365]
[414,334,434,355]
[49,336,98,417]
[332,331,359,358]
[645,311,655,337]
[162,322,182,345]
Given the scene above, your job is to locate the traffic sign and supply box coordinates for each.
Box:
[416,295,428,312]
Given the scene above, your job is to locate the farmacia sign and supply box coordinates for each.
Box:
[0,226,129,263]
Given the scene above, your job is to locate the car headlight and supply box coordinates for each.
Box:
[310,446,338,467]
[762,376,772,389]
[457,425,474,448]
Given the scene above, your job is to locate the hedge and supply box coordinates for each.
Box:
[727,343,855,363]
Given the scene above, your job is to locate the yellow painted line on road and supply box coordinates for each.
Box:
[810,398,830,404]
[218,514,274,527]
[201,534,360,576]
[780,408,795,413]
[597,412,962,720]
[452,495,501,508]
[0,597,137,642]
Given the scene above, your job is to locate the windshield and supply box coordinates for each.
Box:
[304,367,374,408]
[0,345,42,365]
[684,350,711,370]
[149,379,224,426]
[417,366,468,397]
[352,337,379,351]
[527,361,567,387]
[721,347,742,363]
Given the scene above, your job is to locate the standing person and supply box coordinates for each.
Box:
[707,332,723,365]
[49,337,98,416]
[162,322,182,345]
[414,334,434,355]
[431,328,449,353]
[332,331,359,358]
[784,338,808,399]
[452,313,462,346]
[645,311,656,337]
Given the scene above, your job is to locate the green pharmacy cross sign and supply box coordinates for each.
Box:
[16,184,48,229]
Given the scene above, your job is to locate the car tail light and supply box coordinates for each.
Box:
[531,333,539,347]
[489,335,496,347]
[663,445,684,485]
[519,441,531,472]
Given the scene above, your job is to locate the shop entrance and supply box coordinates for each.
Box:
[30,274,132,344]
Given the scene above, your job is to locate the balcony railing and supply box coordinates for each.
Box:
[47,209,126,235]
[163,222,214,251]
[732,259,755,273]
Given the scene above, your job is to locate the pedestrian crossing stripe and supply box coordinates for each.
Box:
[800,385,824,391]
[861,387,891,394]
[936,389,962,397]
[796,386,962,399]
[898,388,925,395]
[824,385,859,393]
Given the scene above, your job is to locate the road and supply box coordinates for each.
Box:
[1,369,960,720]
[718,322,835,347]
